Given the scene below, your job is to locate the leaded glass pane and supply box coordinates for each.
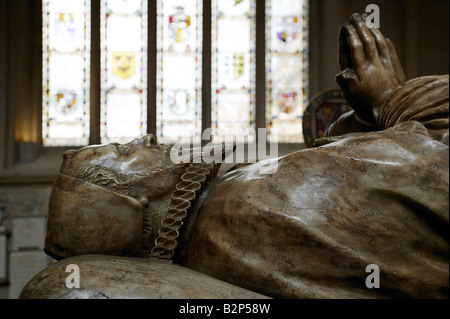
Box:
[42,0,90,146]
[212,0,256,142]
[100,0,148,144]
[157,0,202,144]
[266,0,309,143]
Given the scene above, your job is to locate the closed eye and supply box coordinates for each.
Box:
[116,145,129,155]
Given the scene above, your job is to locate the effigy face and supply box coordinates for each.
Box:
[59,134,179,204]
[44,134,191,259]
[44,134,222,261]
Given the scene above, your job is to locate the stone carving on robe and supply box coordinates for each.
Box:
[20,14,448,299]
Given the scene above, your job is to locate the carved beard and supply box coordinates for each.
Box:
[112,166,189,258]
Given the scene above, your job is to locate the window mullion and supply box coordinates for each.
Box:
[202,0,212,145]
[90,0,101,145]
[148,0,157,137]
[255,0,266,140]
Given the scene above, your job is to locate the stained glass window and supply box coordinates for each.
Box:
[266,0,309,142]
[100,0,148,144]
[42,0,91,146]
[211,0,256,142]
[156,0,202,144]
[43,1,309,147]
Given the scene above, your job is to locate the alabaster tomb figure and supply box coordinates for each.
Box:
[20,14,448,299]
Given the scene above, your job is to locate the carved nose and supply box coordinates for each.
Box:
[142,134,156,147]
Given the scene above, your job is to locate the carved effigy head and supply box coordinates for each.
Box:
[44,134,221,262]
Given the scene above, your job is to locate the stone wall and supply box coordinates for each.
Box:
[0,185,54,298]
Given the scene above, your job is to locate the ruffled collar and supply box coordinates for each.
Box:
[149,161,219,262]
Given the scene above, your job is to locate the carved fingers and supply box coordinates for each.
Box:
[341,14,396,72]
[367,25,390,61]
[335,68,375,123]
[350,13,379,63]
[339,25,353,70]
[336,13,407,125]
[346,13,405,84]
[343,23,367,71]
[336,68,359,99]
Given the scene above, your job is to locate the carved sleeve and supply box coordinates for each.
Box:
[376,75,449,132]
